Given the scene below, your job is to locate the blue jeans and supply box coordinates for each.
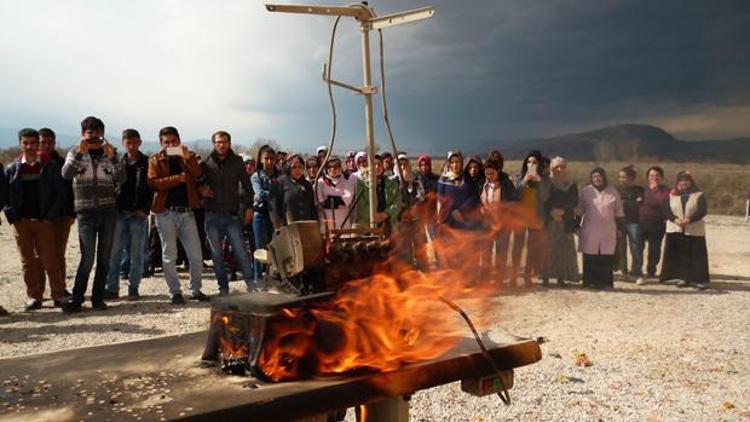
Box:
[205,212,255,292]
[154,210,203,296]
[252,212,273,282]
[72,209,118,304]
[105,212,148,295]
[625,223,643,276]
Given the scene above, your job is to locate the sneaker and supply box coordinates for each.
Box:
[102,290,119,300]
[126,291,141,301]
[635,277,645,286]
[24,299,42,311]
[53,298,66,308]
[171,294,186,305]
[61,300,83,314]
[91,301,108,311]
[675,279,688,288]
[695,283,708,290]
[189,291,211,302]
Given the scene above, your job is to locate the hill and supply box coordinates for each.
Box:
[496,124,750,163]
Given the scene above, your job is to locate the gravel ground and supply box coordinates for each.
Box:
[1,215,749,420]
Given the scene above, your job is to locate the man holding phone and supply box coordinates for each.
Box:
[147,126,209,304]
[61,116,125,313]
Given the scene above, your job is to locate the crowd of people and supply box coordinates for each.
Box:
[0,116,712,316]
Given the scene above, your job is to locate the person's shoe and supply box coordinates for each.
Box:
[0,306,8,317]
[53,298,66,308]
[635,277,645,286]
[61,300,82,314]
[541,277,550,287]
[102,290,119,300]
[675,279,688,288]
[64,289,72,297]
[189,291,211,302]
[91,301,108,311]
[171,294,186,305]
[557,279,567,287]
[126,291,141,301]
[218,289,229,297]
[24,299,42,311]
[695,283,708,290]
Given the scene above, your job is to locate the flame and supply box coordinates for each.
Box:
[258,198,529,381]
[217,312,250,359]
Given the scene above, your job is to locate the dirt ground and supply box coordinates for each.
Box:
[0,215,748,420]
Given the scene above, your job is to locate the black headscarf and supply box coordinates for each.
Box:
[590,167,608,191]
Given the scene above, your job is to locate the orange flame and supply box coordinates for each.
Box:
[258,199,529,381]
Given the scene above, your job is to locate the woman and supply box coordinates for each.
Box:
[250,145,279,282]
[316,156,356,232]
[436,151,480,230]
[465,154,484,193]
[577,168,625,288]
[543,157,579,286]
[305,155,320,184]
[640,166,670,279]
[271,154,318,227]
[660,171,709,289]
[417,154,439,195]
[479,159,518,283]
[616,165,645,284]
[352,154,402,232]
[514,151,551,286]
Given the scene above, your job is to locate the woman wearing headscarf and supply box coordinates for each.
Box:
[270,154,317,228]
[543,156,579,286]
[394,153,429,270]
[514,150,551,287]
[305,155,320,184]
[417,154,438,195]
[436,151,480,230]
[352,154,402,232]
[316,155,356,232]
[464,154,484,195]
[479,159,518,283]
[660,171,709,289]
[577,167,625,288]
[250,145,279,281]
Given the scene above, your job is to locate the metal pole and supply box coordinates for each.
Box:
[361,21,378,228]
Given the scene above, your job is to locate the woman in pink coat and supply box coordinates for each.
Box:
[577,168,625,288]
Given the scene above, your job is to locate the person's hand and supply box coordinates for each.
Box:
[78,138,89,154]
[181,145,191,160]
[103,143,115,158]
[179,172,188,183]
[451,209,465,223]
[374,212,388,223]
[198,186,214,198]
[682,217,691,225]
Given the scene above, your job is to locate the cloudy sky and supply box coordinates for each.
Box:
[1,0,749,151]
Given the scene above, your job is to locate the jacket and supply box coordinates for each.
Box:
[200,150,251,214]
[4,157,64,224]
[117,152,152,214]
[271,175,318,226]
[62,147,125,212]
[353,174,402,230]
[147,149,204,213]
[665,191,707,236]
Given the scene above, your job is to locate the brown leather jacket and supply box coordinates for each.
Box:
[147,150,204,213]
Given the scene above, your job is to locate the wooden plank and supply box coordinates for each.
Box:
[0,329,541,421]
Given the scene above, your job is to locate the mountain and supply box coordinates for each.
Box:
[496,124,750,163]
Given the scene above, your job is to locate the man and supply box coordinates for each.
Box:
[61,117,125,313]
[148,126,209,304]
[199,131,256,295]
[5,129,66,310]
[39,128,75,296]
[103,129,152,300]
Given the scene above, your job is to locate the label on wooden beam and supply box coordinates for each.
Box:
[460,370,514,396]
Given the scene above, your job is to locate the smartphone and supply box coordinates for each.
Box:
[166,146,182,156]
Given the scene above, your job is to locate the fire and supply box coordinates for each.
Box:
[258,200,527,381]
[217,313,250,360]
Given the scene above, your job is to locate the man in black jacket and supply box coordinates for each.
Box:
[103,129,153,299]
[200,131,255,295]
[5,128,66,310]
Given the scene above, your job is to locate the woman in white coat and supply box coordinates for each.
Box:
[577,167,625,288]
[316,156,356,232]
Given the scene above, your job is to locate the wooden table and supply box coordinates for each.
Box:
[0,328,541,421]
